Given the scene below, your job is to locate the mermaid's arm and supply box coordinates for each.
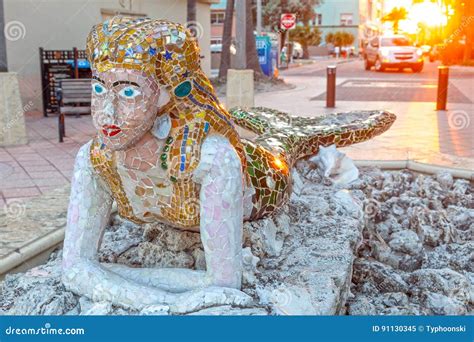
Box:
[62,141,176,309]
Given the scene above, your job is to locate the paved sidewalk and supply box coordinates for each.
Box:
[0,112,94,207]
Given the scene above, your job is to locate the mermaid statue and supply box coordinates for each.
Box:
[62,16,396,310]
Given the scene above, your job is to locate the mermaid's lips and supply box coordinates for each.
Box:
[102,125,122,137]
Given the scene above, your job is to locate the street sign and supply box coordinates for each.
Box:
[280,13,296,30]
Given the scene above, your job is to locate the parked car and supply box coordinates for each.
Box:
[364,35,424,72]
[420,45,432,56]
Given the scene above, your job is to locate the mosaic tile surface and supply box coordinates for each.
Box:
[60,16,397,309]
[85,16,396,228]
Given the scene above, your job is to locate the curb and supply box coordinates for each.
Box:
[0,228,64,279]
[284,57,357,72]
[354,159,473,180]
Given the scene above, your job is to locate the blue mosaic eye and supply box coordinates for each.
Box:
[119,86,141,99]
[93,83,106,95]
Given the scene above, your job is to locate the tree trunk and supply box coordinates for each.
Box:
[187,0,197,37]
[302,44,309,59]
[280,0,288,57]
[218,0,235,79]
[245,0,263,76]
[0,0,8,72]
[462,1,474,63]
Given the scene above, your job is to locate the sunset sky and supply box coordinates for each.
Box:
[382,0,449,34]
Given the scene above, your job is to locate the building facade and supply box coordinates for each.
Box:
[3,0,218,111]
[210,0,236,45]
[313,0,384,53]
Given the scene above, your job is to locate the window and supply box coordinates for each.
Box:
[211,38,222,45]
[211,12,225,24]
[340,13,353,26]
[316,14,322,25]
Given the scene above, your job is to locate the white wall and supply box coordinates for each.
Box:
[3,0,215,111]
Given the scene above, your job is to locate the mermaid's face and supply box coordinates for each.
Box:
[91,68,168,151]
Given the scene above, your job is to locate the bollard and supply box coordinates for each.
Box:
[436,66,449,110]
[326,65,336,108]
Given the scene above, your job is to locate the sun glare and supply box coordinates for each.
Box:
[409,2,448,27]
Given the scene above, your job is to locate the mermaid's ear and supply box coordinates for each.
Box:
[152,113,171,139]
[157,86,171,108]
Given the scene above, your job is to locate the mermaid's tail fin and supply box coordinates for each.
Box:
[229,107,396,167]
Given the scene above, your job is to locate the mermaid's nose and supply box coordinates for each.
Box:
[104,99,115,117]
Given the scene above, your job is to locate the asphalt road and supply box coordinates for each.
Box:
[287,57,473,80]
[283,58,473,104]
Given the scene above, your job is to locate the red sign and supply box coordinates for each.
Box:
[280,13,296,30]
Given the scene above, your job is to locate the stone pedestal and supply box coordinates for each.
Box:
[226,69,254,109]
[0,72,27,146]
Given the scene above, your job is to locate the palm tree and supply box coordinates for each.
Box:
[460,0,474,62]
[218,0,235,79]
[245,0,263,76]
[0,0,8,71]
[382,7,408,34]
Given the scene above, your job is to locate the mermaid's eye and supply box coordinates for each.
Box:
[92,83,106,95]
[119,86,141,99]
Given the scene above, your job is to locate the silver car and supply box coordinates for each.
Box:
[364,35,424,72]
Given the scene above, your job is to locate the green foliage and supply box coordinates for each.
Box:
[325,31,355,47]
[325,32,334,45]
[289,25,321,46]
[263,0,322,31]
[289,25,322,58]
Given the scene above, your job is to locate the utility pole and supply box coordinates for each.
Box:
[0,0,8,72]
[278,0,288,53]
[256,0,262,35]
[235,0,246,69]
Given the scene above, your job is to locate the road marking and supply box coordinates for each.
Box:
[342,80,437,89]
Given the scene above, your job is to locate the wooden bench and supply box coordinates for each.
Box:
[57,78,92,142]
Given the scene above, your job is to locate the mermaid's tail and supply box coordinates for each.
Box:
[230,107,396,167]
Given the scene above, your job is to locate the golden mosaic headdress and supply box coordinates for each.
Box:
[86,16,201,93]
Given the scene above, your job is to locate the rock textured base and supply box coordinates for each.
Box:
[348,168,473,315]
[1,163,472,315]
